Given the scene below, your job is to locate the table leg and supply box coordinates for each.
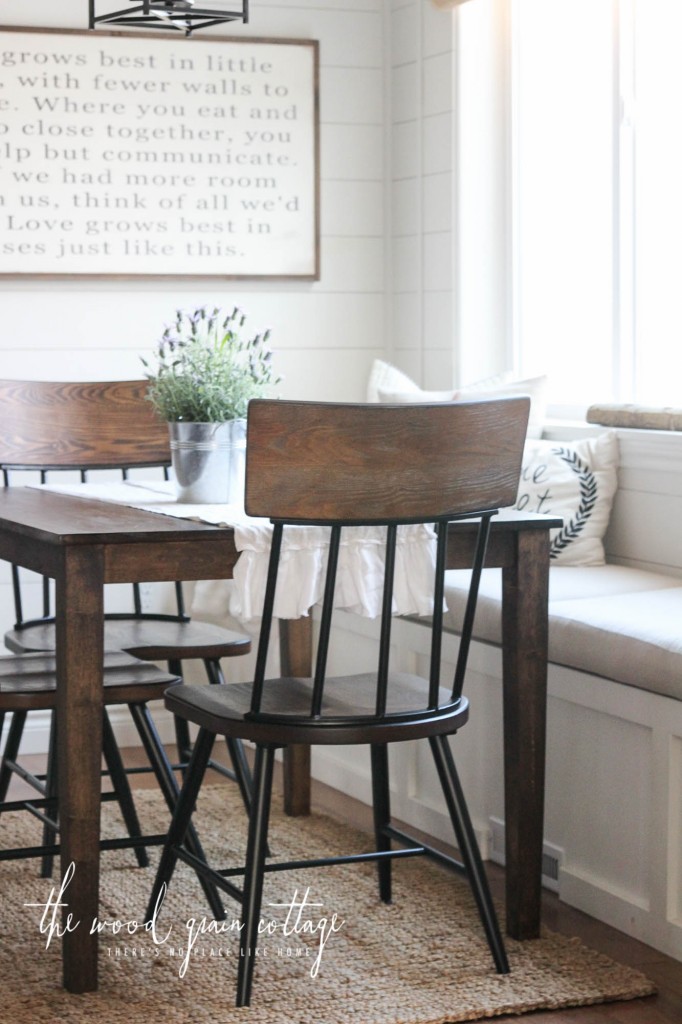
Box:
[501,529,550,940]
[55,545,105,993]
[279,616,313,816]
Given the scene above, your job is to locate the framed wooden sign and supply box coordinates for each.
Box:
[0,26,319,279]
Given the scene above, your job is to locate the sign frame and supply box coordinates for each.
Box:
[0,25,320,280]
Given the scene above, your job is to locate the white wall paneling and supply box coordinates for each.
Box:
[605,430,682,576]
[387,0,457,389]
[455,0,511,384]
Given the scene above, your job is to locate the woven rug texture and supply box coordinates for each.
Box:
[0,784,655,1024]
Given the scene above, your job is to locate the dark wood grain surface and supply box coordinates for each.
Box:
[0,379,168,468]
[245,397,531,522]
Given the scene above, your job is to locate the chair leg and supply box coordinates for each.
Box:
[204,657,258,820]
[101,710,149,868]
[170,657,255,818]
[429,734,509,974]
[40,712,60,878]
[145,725,217,925]
[225,737,255,812]
[0,710,28,800]
[236,744,275,1009]
[370,743,392,903]
[3,708,150,874]
[204,657,227,687]
[168,659,192,765]
[128,702,225,921]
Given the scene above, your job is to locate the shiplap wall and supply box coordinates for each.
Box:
[389,0,457,389]
[388,0,511,390]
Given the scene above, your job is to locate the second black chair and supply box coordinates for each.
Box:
[0,378,254,873]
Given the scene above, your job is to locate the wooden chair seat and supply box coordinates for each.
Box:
[0,651,178,709]
[5,619,251,662]
[165,673,469,746]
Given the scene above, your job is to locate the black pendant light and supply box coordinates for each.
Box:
[89,0,249,36]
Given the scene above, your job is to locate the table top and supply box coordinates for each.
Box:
[0,486,244,586]
[0,484,227,545]
[0,485,562,545]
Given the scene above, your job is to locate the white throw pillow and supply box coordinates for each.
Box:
[377,385,458,403]
[458,373,548,439]
[516,432,619,565]
[369,361,547,438]
[366,360,423,402]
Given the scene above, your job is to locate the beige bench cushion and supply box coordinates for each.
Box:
[431,565,682,700]
[547,588,682,699]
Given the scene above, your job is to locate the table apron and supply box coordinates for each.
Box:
[446,528,516,568]
[103,538,239,584]
[0,532,61,577]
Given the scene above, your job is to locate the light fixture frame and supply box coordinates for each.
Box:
[88,0,249,36]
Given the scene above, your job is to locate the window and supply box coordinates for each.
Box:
[512,0,682,417]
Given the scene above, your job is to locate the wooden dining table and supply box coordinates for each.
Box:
[0,486,560,993]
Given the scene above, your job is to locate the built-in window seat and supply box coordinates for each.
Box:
[316,424,682,965]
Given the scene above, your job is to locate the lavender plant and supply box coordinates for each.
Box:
[142,305,279,422]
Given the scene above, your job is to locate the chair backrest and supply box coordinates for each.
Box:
[245,397,530,721]
[0,379,169,470]
[0,379,180,628]
[245,398,527,523]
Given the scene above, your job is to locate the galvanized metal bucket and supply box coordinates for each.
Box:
[168,419,246,505]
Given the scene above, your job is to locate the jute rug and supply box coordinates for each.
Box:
[0,785,654,1023]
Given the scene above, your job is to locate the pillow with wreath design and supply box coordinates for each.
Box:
[515,431,619,566]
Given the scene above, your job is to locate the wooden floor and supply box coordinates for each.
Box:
[7,746,682,1023]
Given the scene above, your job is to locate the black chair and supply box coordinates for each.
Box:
[0,379,254,874]
[145,395,530,1006]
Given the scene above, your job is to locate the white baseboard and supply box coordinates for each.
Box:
[558,864,682,962]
